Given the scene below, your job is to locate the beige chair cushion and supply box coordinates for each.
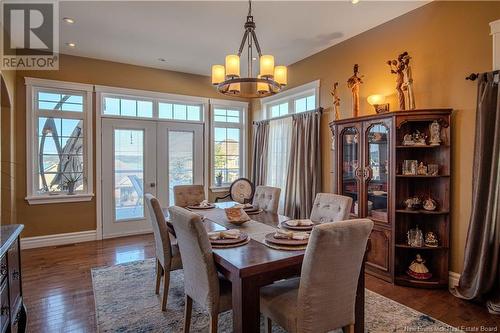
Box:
[260,219,373,333]
[173,185,205,207]
[252,186,281,214]
[309,193,353,223]
[168,206,231,315]
[145,193,182,271]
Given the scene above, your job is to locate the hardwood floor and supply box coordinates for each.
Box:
[22,234,499,332]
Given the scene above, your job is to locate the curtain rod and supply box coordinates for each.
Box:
[465,70,500,81]
[252,107,323,125]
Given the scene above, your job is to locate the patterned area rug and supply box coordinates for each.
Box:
[91,259,458,333]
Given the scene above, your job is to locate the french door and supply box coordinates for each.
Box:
[101,118,203,238]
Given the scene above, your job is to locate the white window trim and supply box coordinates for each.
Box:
[261,80,320,120]
[25,77,94,205]
[209,98,248,190]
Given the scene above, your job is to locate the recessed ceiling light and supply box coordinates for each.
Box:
[66,42,76,48]
[158,58,167,62]
[351,0,360,4]
[63,17,75,24]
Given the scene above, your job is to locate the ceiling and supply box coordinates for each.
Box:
[59,1,428,76]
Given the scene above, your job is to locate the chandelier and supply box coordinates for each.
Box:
[211,0,287,98]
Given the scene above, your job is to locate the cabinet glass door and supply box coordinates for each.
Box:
[340,126,360,217]
[366,123,389,222]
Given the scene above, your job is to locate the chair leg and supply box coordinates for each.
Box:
[264,317,272,333]
[343,324,355,333]
[155,260,163,295]
[161,269,170,311]
[183,295,193,333]
[209,313,218,333]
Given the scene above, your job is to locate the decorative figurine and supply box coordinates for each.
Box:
[404,196,422,210]
[417,162,428,175]
[347,64,363,117]
[330,82,341,120]
[425,232,439,247]
[429,120,442,146]
[388,52,415,110]
[403,160,418,175]
[407,254,432,280]
[428,164,439,176]
[423,197,437,211]
[401,52,416,110]
[407,225,424,247]
[403,134,414,146]
[413,130,427,145]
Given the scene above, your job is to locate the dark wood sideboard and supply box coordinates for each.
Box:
[1,225,26,333]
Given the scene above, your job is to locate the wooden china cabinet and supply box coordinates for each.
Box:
[330,109,452,288]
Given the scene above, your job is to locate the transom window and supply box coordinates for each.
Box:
[159,102,201,121]
[26,78,94,204]
[270,102,288,118]
[262,80,319,120]
[103,96,153,118]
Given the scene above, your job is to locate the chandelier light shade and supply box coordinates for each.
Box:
[211,65,225,85]
[211,0,287,98]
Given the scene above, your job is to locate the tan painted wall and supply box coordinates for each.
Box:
[252,1,500,273]
[15,54,244,237]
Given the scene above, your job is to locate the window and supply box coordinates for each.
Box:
[26,78,94,204]
[103,96,153,118]
[262,80,319,119]
[210,101,247,188]
[159,102,201,121]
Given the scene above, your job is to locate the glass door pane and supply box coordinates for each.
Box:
[366,124,389,222]
[341,127,360,216]
[168,131,194,205]
[114,129,144,221]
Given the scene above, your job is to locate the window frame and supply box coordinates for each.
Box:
[209,99,248,190]
[261,80,320,120]
[25,77,94,205]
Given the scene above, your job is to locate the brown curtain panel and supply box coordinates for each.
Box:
[453,72,500,314]
[251,120,270,186]
[284,108,322,219]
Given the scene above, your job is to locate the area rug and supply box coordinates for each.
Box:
[91,259,459,333]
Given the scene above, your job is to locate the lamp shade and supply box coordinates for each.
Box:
[211,65,225,85]
[228,82,240,93]
[274,66,287,86]
[367,94,386,105]
[260,55,275,78]
[225,55,240,77]
[257,75,269,93]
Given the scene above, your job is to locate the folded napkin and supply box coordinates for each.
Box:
[274,229,310,240]
[208,229,241,240]
[199,200,211,208]
[225,207,250,223]
[286,219,314,227]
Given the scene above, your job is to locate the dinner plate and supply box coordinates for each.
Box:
[264,232,309,246]
[187,203,215,210]
[281,220,318,231]
[210,232,248,245]
[246,208,263,215]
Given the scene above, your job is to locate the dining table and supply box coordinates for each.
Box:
[164,201,366,333]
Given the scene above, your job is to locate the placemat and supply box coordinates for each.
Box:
[263,240,308,251]
[211,238,250,248]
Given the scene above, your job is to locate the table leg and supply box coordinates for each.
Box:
[355,261,366,333]
[231,277,260,333]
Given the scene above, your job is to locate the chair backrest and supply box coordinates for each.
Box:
[168,206,220,313]
[145,193,173,268]
[229,178,255,203]
[309,193,353,223]
[297,219,373,332]
[252,186,281,214]
[173,185,205,207]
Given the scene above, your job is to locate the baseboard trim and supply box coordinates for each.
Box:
[21,230,97,249]
[449,271,461,287]
[102,229,152,240]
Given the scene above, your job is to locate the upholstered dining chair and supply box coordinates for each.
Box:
[252,186,281,214]
[173,185,205,207]
[260,219,373,333]
[145,193,183,311]
[168,206,232,333]
[215,178,255,203]
[309,193,353,223]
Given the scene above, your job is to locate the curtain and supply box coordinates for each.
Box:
[284,108,322,219]
[266,117,292,213]
[453,72,500,314]
[251,120,270,186]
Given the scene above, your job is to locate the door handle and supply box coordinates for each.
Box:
[149,182,156,188]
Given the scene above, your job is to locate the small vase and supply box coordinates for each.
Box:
[216,177,223,187]
[67,182,76,195]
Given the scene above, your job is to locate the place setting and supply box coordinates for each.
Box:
[264,228,310,251]
[233,203,263,215]
[186,199,216,210]
[208,229,249,248]
[280,218,319,231]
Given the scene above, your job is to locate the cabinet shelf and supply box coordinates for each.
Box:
[394,275,447,288]
[396,175,450,178]
[396,145,450,149]
[395,244,448,250]
[396,209,449,215]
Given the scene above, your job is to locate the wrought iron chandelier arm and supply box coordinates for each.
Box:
[237,30,249,57]
[250,30,262,57]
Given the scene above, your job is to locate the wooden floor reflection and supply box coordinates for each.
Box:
[22,234,498,332]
